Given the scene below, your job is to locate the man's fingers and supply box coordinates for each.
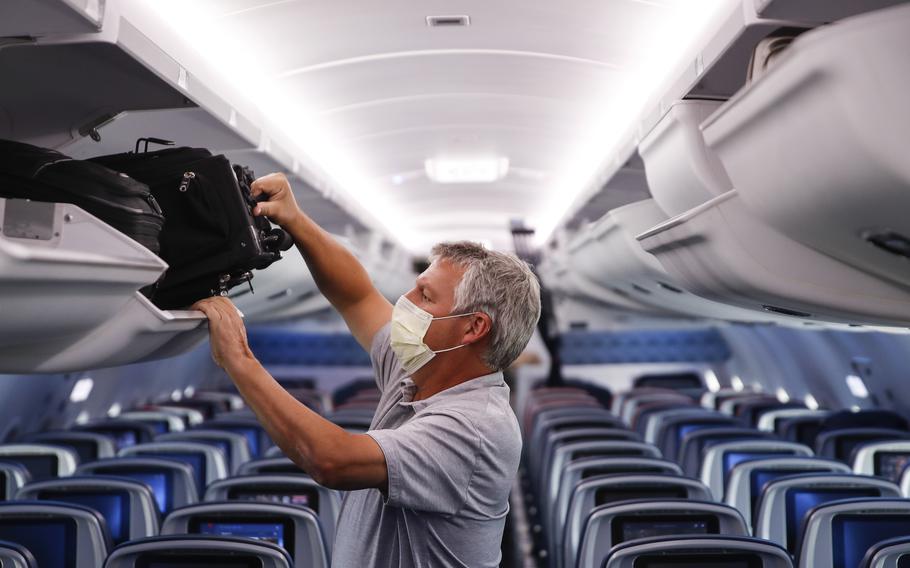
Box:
[252,201,276,218]
[250,172,287,198]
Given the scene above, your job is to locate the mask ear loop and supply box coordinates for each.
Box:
[428,312,481,353]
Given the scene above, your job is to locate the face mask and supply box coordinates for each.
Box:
[390,295,476,374]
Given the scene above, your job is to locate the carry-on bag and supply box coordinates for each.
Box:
[0,139,164,254]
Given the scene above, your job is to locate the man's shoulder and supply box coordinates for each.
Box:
[369,322,405,392]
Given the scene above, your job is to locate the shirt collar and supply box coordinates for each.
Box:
[397,371,505,410]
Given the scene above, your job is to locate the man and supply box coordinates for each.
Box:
[193,172,542,567]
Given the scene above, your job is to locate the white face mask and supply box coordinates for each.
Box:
[390,295,476,374]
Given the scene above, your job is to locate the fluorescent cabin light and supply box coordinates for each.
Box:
[704,370,720,393]
[804,394,819,410]
[69,377,94,403]
[846,374,870,399]
[776,388,790,403]
[425,158,509,184]
[730,376,744,392]
[107,402,122,417]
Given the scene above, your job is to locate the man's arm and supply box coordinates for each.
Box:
[250,173,392,350]
[191,297,388,491]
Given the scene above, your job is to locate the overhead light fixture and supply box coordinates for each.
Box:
[69,377,94,403]
[704,369,720,393]
[425,158,509,184]
[776,388,790,403]
[804,394,819,410]
[730,376,744,392]
[846,374,870,398]
[426,15,471,27]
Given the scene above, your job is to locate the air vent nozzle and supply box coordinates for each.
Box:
[426,15,470,27]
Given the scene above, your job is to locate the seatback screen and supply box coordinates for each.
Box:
[581,466,667,480]
[594,486,687,506]
[90,428,138,449]
[832,514,910,568]
[0,518,77,568]
[99,468,171,513]
[676,423,730,444]
[785,488,880,552]
[633,554,760,567]
[188,438,231,463]
[0,471,7,500]
[150,453,206,492]
[6,454,58,481]
[190,516,294,557]
[229,486,319,512]
[43,439,97,463]
[215,427,260,457]
[40,489,130,544]
[899,556,910,568]
[874,452,910,482]
[613,515,718,544]
[749,468,828,513]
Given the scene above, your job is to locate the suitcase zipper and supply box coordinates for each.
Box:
[179,171,196,192]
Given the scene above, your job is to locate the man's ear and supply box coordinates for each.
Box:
[464,312,493,344]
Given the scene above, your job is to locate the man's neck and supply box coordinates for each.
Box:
[411,357,495,402]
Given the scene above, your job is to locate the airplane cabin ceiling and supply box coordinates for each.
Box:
[141,0,735,252]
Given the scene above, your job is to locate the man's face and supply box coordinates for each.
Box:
[404,258,468,351]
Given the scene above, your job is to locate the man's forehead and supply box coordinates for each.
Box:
[417,258,465,288]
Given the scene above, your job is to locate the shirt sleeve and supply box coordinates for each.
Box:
[369,322,399,393]
[367,410,481,514]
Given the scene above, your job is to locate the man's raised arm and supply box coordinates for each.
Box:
[250,173,392,350]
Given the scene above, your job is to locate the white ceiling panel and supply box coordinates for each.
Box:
[139,0,736,252]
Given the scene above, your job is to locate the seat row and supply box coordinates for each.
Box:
[520,379,910,567]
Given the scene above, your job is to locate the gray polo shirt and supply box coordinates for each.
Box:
[331,323,522,567]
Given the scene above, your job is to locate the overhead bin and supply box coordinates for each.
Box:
[753,0,910,24]
[639,100,732,217]
[0,198,207,373]
[569,199,781,324]
[0,4,255,150]
[0,0,102,37]
[702,4,910,290]
[230,248,323,323]
[638,190,910,327]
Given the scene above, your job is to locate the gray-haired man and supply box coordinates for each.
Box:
[193,173,542,567]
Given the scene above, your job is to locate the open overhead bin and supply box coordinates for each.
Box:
[0,198,207,373]
[0,4,256,150]
[702,4,910,290]
[638,190,910,327]
[0,0,103,37]
[639,100,733,217]
[230,248,322,323]
[569,199,782,324]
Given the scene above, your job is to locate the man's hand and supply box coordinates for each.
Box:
[250,172,301,229]
[191,297,256,372]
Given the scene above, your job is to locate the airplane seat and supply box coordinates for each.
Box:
[0,540,37,568]
[191,391,245,415]
[656,414,742,464]
[859,536,910,568]
[0,501,109,568]
[541,440,662,519]
[532,427,641,490]
[549,457,685,560]
[237,457,312,478]
[154,429,251,474]
[798,498,910,568]
[851,440,910,482]
[603,535,793,568]
[523,398,605,436]
[718,393,778,417]
[75,420,159,450]
[0,463,30,501]
[706,389,766,412]
[642,407,725,444]
[777,414,830,447]
[16,476,159,544]
[146,406,205,428]
[103,535,292,568]
[0,444,79,481]
[739,401,807,428]
[117,411,187,434]
[265,446,286,458]
[561,474,712,568]
[77,457,199,514]
[626,397,696,431]
[198,418,272,459]
[814,428,910,463]
[119,442,229,494]
[576,500,748,568]
[699,440,814,500]
[528,411,627,467]
[204,474,341,545]
[753,473,900,555]
[817,410,909,434]
[724,456,853,533]
[756,409,830,434]
[25,431,116,463]
[548,379,614,409]
[161,501,329,568]
[631,371,704,397]
[154,398,225,421]
[331,378,379,407]
[611,387,684,417]
[678,428,775,478]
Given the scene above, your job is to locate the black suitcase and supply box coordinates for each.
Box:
[0,139,164,254]
[90,145,292,309]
